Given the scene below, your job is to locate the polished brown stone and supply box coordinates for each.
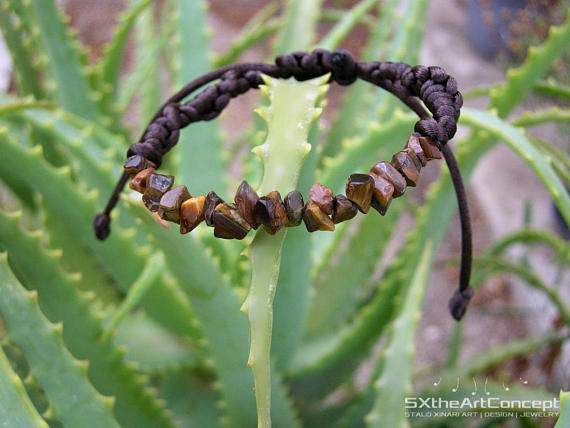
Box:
[180,196,206,234]
[284,190,304,226]
[124,155,156,177]
[308,183,334,215]
[254,191,288,235]
[204,191,223,226]
[303,200,335,232]
[370,174,394,216]
[405,135,427,166]
[391,151,420,187]
[345,173,374,213]
[402,148,422,171]
[418,136,442,160]
[159,185,191,223]
[145,173,174,198]
[370,161,407,197]
[142,194,160,212]
[332,195,358,224]
[213,203,251,240]
[234,180,260,229]
[129,168,155,193]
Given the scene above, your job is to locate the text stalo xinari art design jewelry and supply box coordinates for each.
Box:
[94,49,474,321]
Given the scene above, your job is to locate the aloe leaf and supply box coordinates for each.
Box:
[320,0,399,160]
[27,0,101,122]
[365,241,433,427]
[97,0,154,99]
[113,312,197,374]
[317,0,379,51]
[241,75,326,427]
[556,391,570,428]
[134,5,161,127]
[173,0,224,195]
[273,0,324,53]
[0,4,44,99]
[213,3,281,67]
[126,200,299,428]
[0,210,178,427]
[0,345,49,428]
[511,107,570,127]
[0,254,121,427]
[534,79,570,100]
[486,229,570,263]
[490,9,570,117]
[306,202,402,337]
[461,107,570,226]
[0,129,199,340]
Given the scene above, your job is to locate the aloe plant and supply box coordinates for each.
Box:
[0,1,569,427]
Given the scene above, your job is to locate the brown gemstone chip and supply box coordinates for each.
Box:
[234,180,260,229]
[159,185,191,223]
[254,191,288,235]
[142,194,161,212]
[391,151,420,187]
[204,191,224,226]
[418,136,442,160]
[370,174,394,216]
[308,183,334,215]
[145,173,174,198]
[332,195,358,224]
[405,135,427,166]
[370,161,406,198]
[402,148,422,171]
[124,155,156,177]
[180,196,206,234]
[303,200,335,232]
[129,168,155,193]
[345,173,374,213]
[213,203,251,240]
[284,190,304,226]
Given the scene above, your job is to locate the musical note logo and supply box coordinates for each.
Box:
[502,381,510,391]
[452,377,460,392]
[471,378,477,395]
[484,378,490,395]
[433,378,441,386]
[520,377,528,385]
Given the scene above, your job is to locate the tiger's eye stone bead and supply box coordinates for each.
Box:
[345,173,374,213]
[180,196,206,234]
[308,183,334,215]
[303,200,335,232]
[129,168,155,193]
[124,155,156,177]
[405,135,427,166]
[284,190,304,226]
[142,194,161,212]
[234,180,260,229]
[418,136,442,160]
[204,191,223,226]
[332,195,358,224]
[402,148,422,171]
[213,203,251,240]
[391,151,420,187]
[254,191,288,235]
[370,174,394,216]
[370,161,406,198]
[159,185,191,223]
[145,173,175,198]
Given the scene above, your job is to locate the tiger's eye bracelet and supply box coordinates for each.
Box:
[94,49,473,321]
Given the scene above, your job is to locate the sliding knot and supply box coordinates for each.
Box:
[93,213,111,240]
[448,286,473,321]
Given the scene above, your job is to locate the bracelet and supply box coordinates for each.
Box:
[94,49,473,321]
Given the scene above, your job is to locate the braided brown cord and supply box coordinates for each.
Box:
[94,49,472,320]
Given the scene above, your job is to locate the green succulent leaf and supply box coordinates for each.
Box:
[556,391,570,428]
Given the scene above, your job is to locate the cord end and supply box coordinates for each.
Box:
[93,213,111,240]
[448,286,473,321]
